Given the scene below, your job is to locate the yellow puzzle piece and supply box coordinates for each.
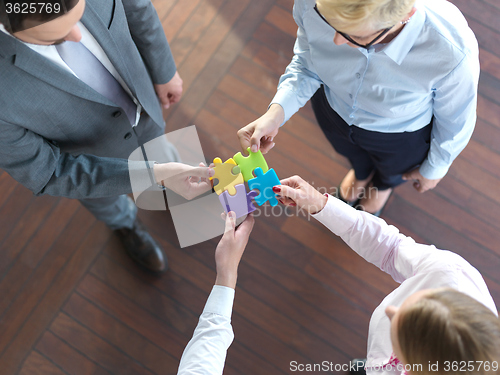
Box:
[209,157,244,196]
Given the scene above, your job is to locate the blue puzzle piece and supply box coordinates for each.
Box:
[219,184,258,218]
[247,167,281,207]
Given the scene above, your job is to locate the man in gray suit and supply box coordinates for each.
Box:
[0,0,189,273]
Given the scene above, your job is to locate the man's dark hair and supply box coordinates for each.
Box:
[0,0,79,33]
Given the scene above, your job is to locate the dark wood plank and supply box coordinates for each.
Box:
[479,71,500,107]
[395,183,500,257]
[63,291,178,374]
[472,118,500,154]
[0,172,20,210]
[161,0,201,42]
[253,22,295,59]
[264,5,297,37]
[252,42,295,76]
[0,194,58,277]
[0,184,37,247]
[50,313,154,375]
[77,274,188,358]
[481,0,500,11]
[230,56,281,97]
[18,351,66,375]
[229,56,317,122]
[152,0,177,23]
[89,254,197,337]
[448,156,500,206]
[0,218,107,374]
[451,0,500,36]
[477,95,500,130]
[36,330,111,375]
[480,48,500,82]
[164,0,270,129]
[435,175,500,232]
[384,195,500,289]
[169,0,253,95]
[275,0,293,12]
[169,0,226,66]
[0,199,82,338]
[460,139,500,179]
[466,18,500,57]
[384,200,500,306]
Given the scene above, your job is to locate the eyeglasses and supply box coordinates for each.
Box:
[313,4,393,49]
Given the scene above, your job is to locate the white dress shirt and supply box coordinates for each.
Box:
[0,22,142,126]
[177,285,235,375]
[271,0,479,180]
[313,196,498,374]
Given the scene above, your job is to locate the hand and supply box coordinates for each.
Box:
[153,162,214,200]
[237,104,284,154]
[215,212,255,289]
[154,71,183,109]
[274,175,328,215]
[402,167,442,193]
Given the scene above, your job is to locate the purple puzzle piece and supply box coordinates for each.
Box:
[219,184,258,218]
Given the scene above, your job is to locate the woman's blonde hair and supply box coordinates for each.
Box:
[316,0,415,32]
[398,289,500,375]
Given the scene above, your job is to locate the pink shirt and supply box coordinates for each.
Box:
[313,195,498,374]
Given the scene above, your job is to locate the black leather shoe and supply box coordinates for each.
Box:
[349,358,366,375]
[115,219,168,273]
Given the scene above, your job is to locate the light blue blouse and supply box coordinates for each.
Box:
[271,0,479,179]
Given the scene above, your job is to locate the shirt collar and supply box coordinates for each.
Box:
[378,0,426,65]
[0,23,12,36]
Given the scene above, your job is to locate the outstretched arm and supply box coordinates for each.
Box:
[276,175,449,283]
[237,0,323,153]
[177,213,254,374]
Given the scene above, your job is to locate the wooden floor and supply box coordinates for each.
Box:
[1,0,500,374]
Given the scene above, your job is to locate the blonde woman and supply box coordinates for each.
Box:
[272,176,500,375]
[238,0,479,216]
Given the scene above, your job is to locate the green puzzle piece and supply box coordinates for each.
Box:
[233,147,269,182]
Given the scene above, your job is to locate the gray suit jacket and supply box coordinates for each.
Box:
[0,0,176,199]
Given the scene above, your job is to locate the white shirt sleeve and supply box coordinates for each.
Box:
[177,285,235,375]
